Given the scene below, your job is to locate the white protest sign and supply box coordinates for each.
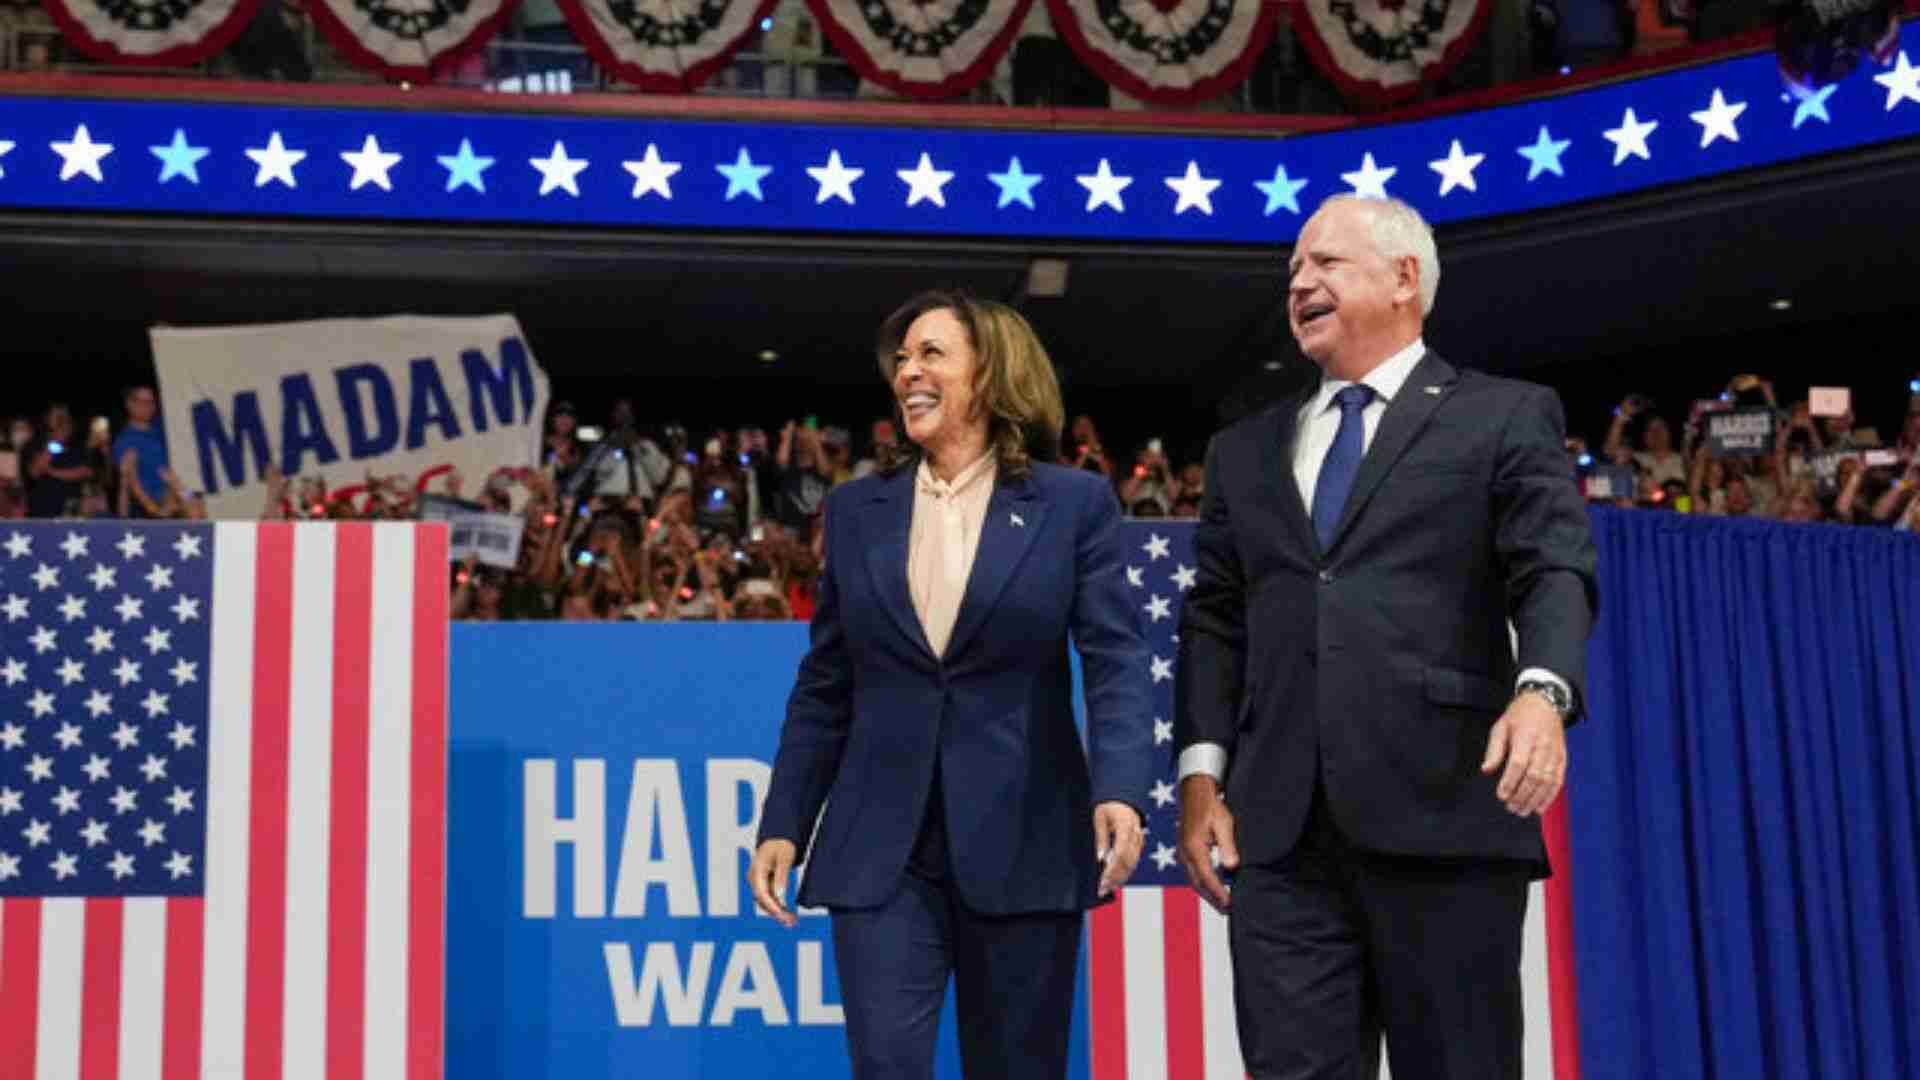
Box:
[151,315,549,520]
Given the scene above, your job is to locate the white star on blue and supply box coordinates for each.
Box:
[1516,126,1571,181]
[715,148,772,202]
[1792,84,1837,129]
[987,157,1043,210]
[437,138,495,193]
[149,129,209,185]
[1253,164,1309,216]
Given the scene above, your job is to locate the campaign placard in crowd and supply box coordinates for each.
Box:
[151,314,550,519]
[420,493,527,569]
[1704,407,1775,457]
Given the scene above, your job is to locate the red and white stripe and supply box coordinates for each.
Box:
[0,522,448,1080]
[1089,887,1245,1080]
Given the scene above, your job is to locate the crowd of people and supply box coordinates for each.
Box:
[2,374,1914,621]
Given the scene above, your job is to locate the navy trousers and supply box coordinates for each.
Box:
[829,775,1081,1080]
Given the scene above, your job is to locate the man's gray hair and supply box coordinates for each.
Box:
[1314,194,1441,318]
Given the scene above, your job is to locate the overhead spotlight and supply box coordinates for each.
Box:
[1263,360,1284,371]
[1770,298,1792,311]
[1026,258,1070,299]
[758,349,780,363]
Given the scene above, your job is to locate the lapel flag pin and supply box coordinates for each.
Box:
[1011,512,1025,528]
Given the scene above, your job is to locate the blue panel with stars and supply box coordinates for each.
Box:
[0,524,212,898]
[1114,520,1195,885]
[0,30,1917,243]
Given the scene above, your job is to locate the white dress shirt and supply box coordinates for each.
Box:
[1178,340,1569,783]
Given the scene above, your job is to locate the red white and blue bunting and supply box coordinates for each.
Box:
[38,0,263,67]
[555,0,782,92]
[1044,0,1281,105]
[302,0,521,81]
[803,0,1038,99]
[1289,0,1491,106]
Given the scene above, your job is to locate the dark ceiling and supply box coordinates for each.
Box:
[2,130,1917,437]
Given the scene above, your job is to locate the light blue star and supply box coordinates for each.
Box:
[149,129,209,185]
[437,138,495,193]
[714,147,772,202]
[987,157,1043,210]
[1516,126,1571,181]
[1792,84,1837,129]
[1252,164,1309,216]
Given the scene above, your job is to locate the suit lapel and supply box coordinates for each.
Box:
[860,467,937,663]
[942,473,1046,662]
[1263,393,1319,559]
[1326,350,1460,551]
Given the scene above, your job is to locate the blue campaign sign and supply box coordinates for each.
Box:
[2,27,1918,244]
[445,622,1093,1079]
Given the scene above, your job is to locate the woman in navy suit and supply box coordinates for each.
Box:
[749,291,1154,1080]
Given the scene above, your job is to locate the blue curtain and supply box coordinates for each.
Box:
[1570,508,1920,1079]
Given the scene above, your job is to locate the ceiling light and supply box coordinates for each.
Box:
[1770,298,1792,311]
[757,349,779,362]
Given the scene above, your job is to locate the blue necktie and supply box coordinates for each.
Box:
[1311,384,1376,551]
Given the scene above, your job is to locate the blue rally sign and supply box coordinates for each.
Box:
[2,27,1919,244]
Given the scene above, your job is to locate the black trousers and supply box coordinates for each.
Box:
[829,774,1081,1080]
[1228,785,1531,1080]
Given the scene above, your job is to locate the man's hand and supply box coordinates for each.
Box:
[1177,776,1239,912]
[748,839,799,928]
[1093,801,1144,898]
[1482,693,1568,816]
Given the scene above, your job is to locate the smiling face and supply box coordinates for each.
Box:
[1287,200,1421,377]
[891,307,985,457]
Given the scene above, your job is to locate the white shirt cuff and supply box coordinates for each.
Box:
[1516,667,1571,702]
[1176,743,1228,783]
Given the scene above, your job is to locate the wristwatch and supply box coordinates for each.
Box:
[1516,679,1574,721]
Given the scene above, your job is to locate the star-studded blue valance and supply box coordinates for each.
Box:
[2,25,1917,245]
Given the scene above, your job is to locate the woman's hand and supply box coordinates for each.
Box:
[1093,801,1144,898]
[748,839,800,928]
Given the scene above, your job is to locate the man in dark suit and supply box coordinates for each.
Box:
[1174,195,1598,1080]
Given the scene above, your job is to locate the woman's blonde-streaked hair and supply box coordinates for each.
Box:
[873,289,1066,479]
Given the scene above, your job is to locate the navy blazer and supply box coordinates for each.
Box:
[757,460,1155,915]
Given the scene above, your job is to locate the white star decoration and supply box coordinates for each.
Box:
[167,851,193,880]
[897,152,954,208]
[89,564,117,591]
[1341,152,1396,198]
[167,786,195,814]
[110,786,138,814]
[622,143,681,200]
[0,852,17,881]
[60,531,89,559]
[1876,51,1920,111]
[1151,843,1177,871]
[1150,656,1173,683]
[1164,161,1222,216]
[1428,139,1485,196]
[111,723,139,751]
[3,595,27,621]
[245,132,306,189]
[1142,534,1171,561]
[1689,89,1747,148]
[0,658,22,684]
[146,563,174,591]
[51,850,79,880]
[173,533,203,560]
[1171,564,1197,591]
[1153,717,1173,744]
[4,532,31,559]
[116,532,146,561]
[341,134,403,192]
[1603,108,1659,165]
[51,124,114,183]
[32,563,59,590]
[1144,595,1172,622]
[806,150,863,206]
[530,141,589,197]
[1076,159,1132,213]
[1150,779,1176,807]
[1126,566,1144,588]
[109,851,135,880]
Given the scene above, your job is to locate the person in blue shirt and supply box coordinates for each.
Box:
[111,385,170,519]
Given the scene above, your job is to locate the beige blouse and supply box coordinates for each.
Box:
[906,451,997,658]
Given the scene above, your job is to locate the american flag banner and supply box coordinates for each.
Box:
[1092,522,1245,1080]
[0,522,449,1080]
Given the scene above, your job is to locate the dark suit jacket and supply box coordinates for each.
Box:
[1174,351,1598,869]
[758,461,1155,914]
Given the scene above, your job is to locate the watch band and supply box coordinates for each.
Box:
[1516,678,1573,719]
